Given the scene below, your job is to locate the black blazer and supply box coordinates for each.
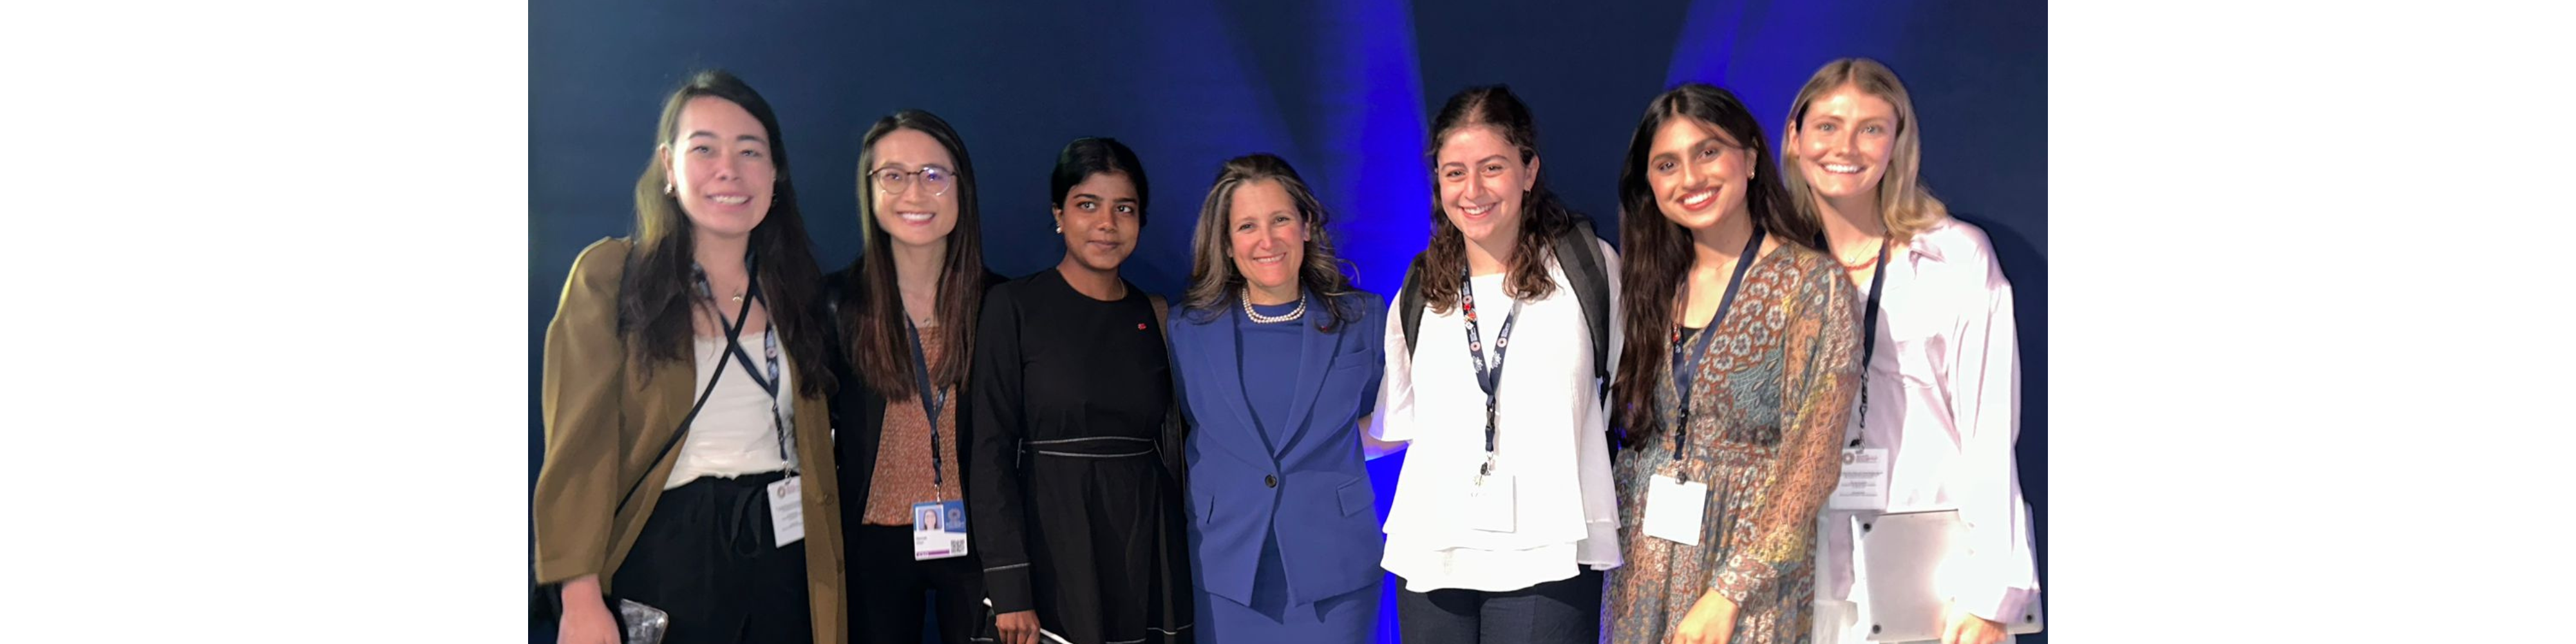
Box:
[824,266,1009,543]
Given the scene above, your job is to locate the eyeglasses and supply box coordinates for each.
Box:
[872,166,955,198]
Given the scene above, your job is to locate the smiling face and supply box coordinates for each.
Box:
[1433,124,1538,247]
[1787,82,1899,204]
[1644,112,1758,231]
[866,127,960,251]
[1053,171,1142,272]
[661,96,776,239]
[1224,178,1308,298]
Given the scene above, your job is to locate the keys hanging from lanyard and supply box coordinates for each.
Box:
[1666,227,1764,482]
[1846,237,1893,447]
[696,258,794,470]
[1459,266,1523,480]
[904,319,951,493]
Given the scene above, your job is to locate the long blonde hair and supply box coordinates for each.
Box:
[1780,58,1949,244]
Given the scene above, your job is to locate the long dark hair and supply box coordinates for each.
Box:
[1418,85,1580,314]
[617,68,834,399]
[1610,82,1817,436]
[838,109,987,399]
[1181,153,1359,331]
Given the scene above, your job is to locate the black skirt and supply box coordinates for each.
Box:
[978,439,1193,644]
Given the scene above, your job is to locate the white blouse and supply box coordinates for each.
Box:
[1812,218,2039,626]
[1372,240,1625,592]
[664,331,798,489]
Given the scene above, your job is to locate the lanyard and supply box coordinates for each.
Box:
[1459,266,1524,479]
[904,319,951,493]
[1667,227,1765,475]
[1850,237,1892,447]
[696,257,793,469]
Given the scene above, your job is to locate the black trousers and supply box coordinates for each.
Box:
[1395,567,1603,644]
[612,471,813,644]
[848,524,989,644]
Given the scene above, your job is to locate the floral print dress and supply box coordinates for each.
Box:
[1609,244,1863,644]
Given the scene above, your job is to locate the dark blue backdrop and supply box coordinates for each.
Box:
[529,1,2045,642]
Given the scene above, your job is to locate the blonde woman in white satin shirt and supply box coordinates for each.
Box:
[1780,59,2040,644]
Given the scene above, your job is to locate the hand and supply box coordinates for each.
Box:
[996,609,1042,644]
[1940,606,2008,644]
[555,575,619,644]
[1669,590,1737,644]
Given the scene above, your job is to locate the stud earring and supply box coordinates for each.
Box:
[663,183,674,196]
[1054,225,1062,234]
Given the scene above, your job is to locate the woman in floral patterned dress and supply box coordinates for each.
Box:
[1604,82,1863,644]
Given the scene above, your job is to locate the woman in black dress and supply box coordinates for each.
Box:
[968,137,1193,644]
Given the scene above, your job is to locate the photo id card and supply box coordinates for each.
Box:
[912,500,969,560]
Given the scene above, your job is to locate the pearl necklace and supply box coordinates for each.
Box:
[1240,288,1307,323]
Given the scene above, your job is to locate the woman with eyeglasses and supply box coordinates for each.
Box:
[826,109,1006,644]
[968,137,1193,644]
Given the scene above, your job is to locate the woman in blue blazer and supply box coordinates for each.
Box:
[1168,153,1397,643]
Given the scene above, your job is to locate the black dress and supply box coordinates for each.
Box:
[967,269,1193,644]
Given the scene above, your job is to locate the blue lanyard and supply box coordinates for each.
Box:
[1667,227,1765,470]
[1459,267,1523,478]
[904,319,951,491]
[695,256,792,468]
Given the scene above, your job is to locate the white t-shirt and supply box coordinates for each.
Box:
[665,331,797,489]
[1373,240,1625,592]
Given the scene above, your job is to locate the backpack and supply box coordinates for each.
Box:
[1396,216,1613,406]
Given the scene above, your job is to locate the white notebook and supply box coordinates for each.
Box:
[1854,509,2044,642]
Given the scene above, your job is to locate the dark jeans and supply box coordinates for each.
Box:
[1395,567,1603,644]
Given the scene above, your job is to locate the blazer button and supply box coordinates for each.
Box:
[1264,475,1278,488]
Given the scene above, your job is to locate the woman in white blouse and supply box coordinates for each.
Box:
[1780,59,2041,644]
[1371,84,1624,644]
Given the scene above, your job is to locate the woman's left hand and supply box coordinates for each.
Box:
[1669,590,1736,644]
[1941,606,2008,644]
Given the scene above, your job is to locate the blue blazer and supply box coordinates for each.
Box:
[1168,290,1387,608]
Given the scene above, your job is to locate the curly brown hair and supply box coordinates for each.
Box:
[1414,84,1580,314]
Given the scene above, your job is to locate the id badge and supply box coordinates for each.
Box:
[1827,448,1890,511]
[1645,473,1708,545]
[1468,474,1517,533]
[766,476,805,547]
[912,500,969,560]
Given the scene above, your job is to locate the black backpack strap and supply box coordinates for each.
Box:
[1397,251,1429,359]
[1401,231,1605,390]
[1553,217,1612,403]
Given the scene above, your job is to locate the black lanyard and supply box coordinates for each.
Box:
[696,258,793,469]
[1667,227,1765,473]
[1850,238,1891,447]
[1460,266,1524,479]
[904,319,951,492]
